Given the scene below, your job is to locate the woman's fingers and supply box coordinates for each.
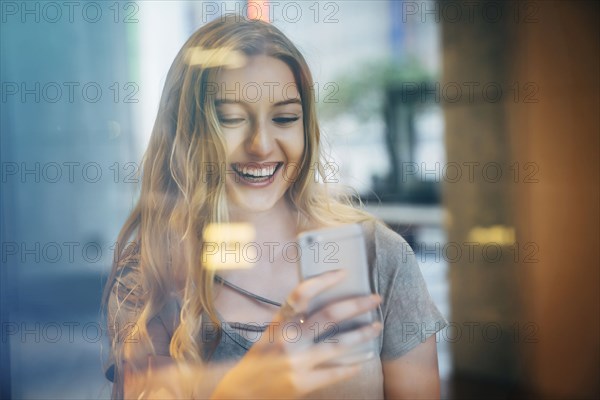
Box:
[224,302,382,399]
[271,269,348,325]
[281,322,381,396]
[260,269,381,355]
[299,321,382,368]
[293,363,362,396]
[307,294,381,328]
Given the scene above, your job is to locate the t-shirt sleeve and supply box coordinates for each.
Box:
[373,221,448,360]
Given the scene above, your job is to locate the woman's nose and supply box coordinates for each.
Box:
[245,122,274,157]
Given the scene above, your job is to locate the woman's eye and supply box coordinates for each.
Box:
[218,116,246,127]
[273,116,301,125]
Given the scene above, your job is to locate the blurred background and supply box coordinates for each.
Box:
[1,1,598,399]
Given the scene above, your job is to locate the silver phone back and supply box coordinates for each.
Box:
[297,223,377,365]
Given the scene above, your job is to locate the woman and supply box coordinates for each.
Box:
[102,14,447,399]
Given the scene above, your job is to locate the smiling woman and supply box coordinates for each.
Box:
[216,55,305,213]
[102,14,447,400]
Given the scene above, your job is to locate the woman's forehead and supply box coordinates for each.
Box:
[213,55,300,105]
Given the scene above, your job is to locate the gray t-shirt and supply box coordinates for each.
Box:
[105,219,448,399]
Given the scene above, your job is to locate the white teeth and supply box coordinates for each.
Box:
[235,164,278,177]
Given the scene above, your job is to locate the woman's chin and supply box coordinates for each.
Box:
[238,201,276,214]
[227,192,283,216]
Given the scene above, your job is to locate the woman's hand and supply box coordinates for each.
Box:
[210,270,382,399]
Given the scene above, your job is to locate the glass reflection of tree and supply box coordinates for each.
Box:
[321,60,444,204]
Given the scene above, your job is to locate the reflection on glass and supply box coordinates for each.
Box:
[202,223,256,270]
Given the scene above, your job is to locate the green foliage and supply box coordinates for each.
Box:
[318,58,432,119]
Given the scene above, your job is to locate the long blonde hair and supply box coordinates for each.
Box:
[102,14,373,380]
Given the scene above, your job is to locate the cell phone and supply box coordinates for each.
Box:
[297,223,378,365]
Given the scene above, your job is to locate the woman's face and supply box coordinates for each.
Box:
[215,55,305,215]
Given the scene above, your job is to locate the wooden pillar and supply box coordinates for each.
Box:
[442,0,520,384]
[509,2,599,397]
[442,1,599,397]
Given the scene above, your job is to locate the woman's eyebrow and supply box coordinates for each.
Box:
[273,98,301,107]
[215,98,242,106]
[215,98,301,107]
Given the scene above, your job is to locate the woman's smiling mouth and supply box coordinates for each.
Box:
[231,162,283,186]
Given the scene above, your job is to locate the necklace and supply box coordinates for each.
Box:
[213,274,282,307]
